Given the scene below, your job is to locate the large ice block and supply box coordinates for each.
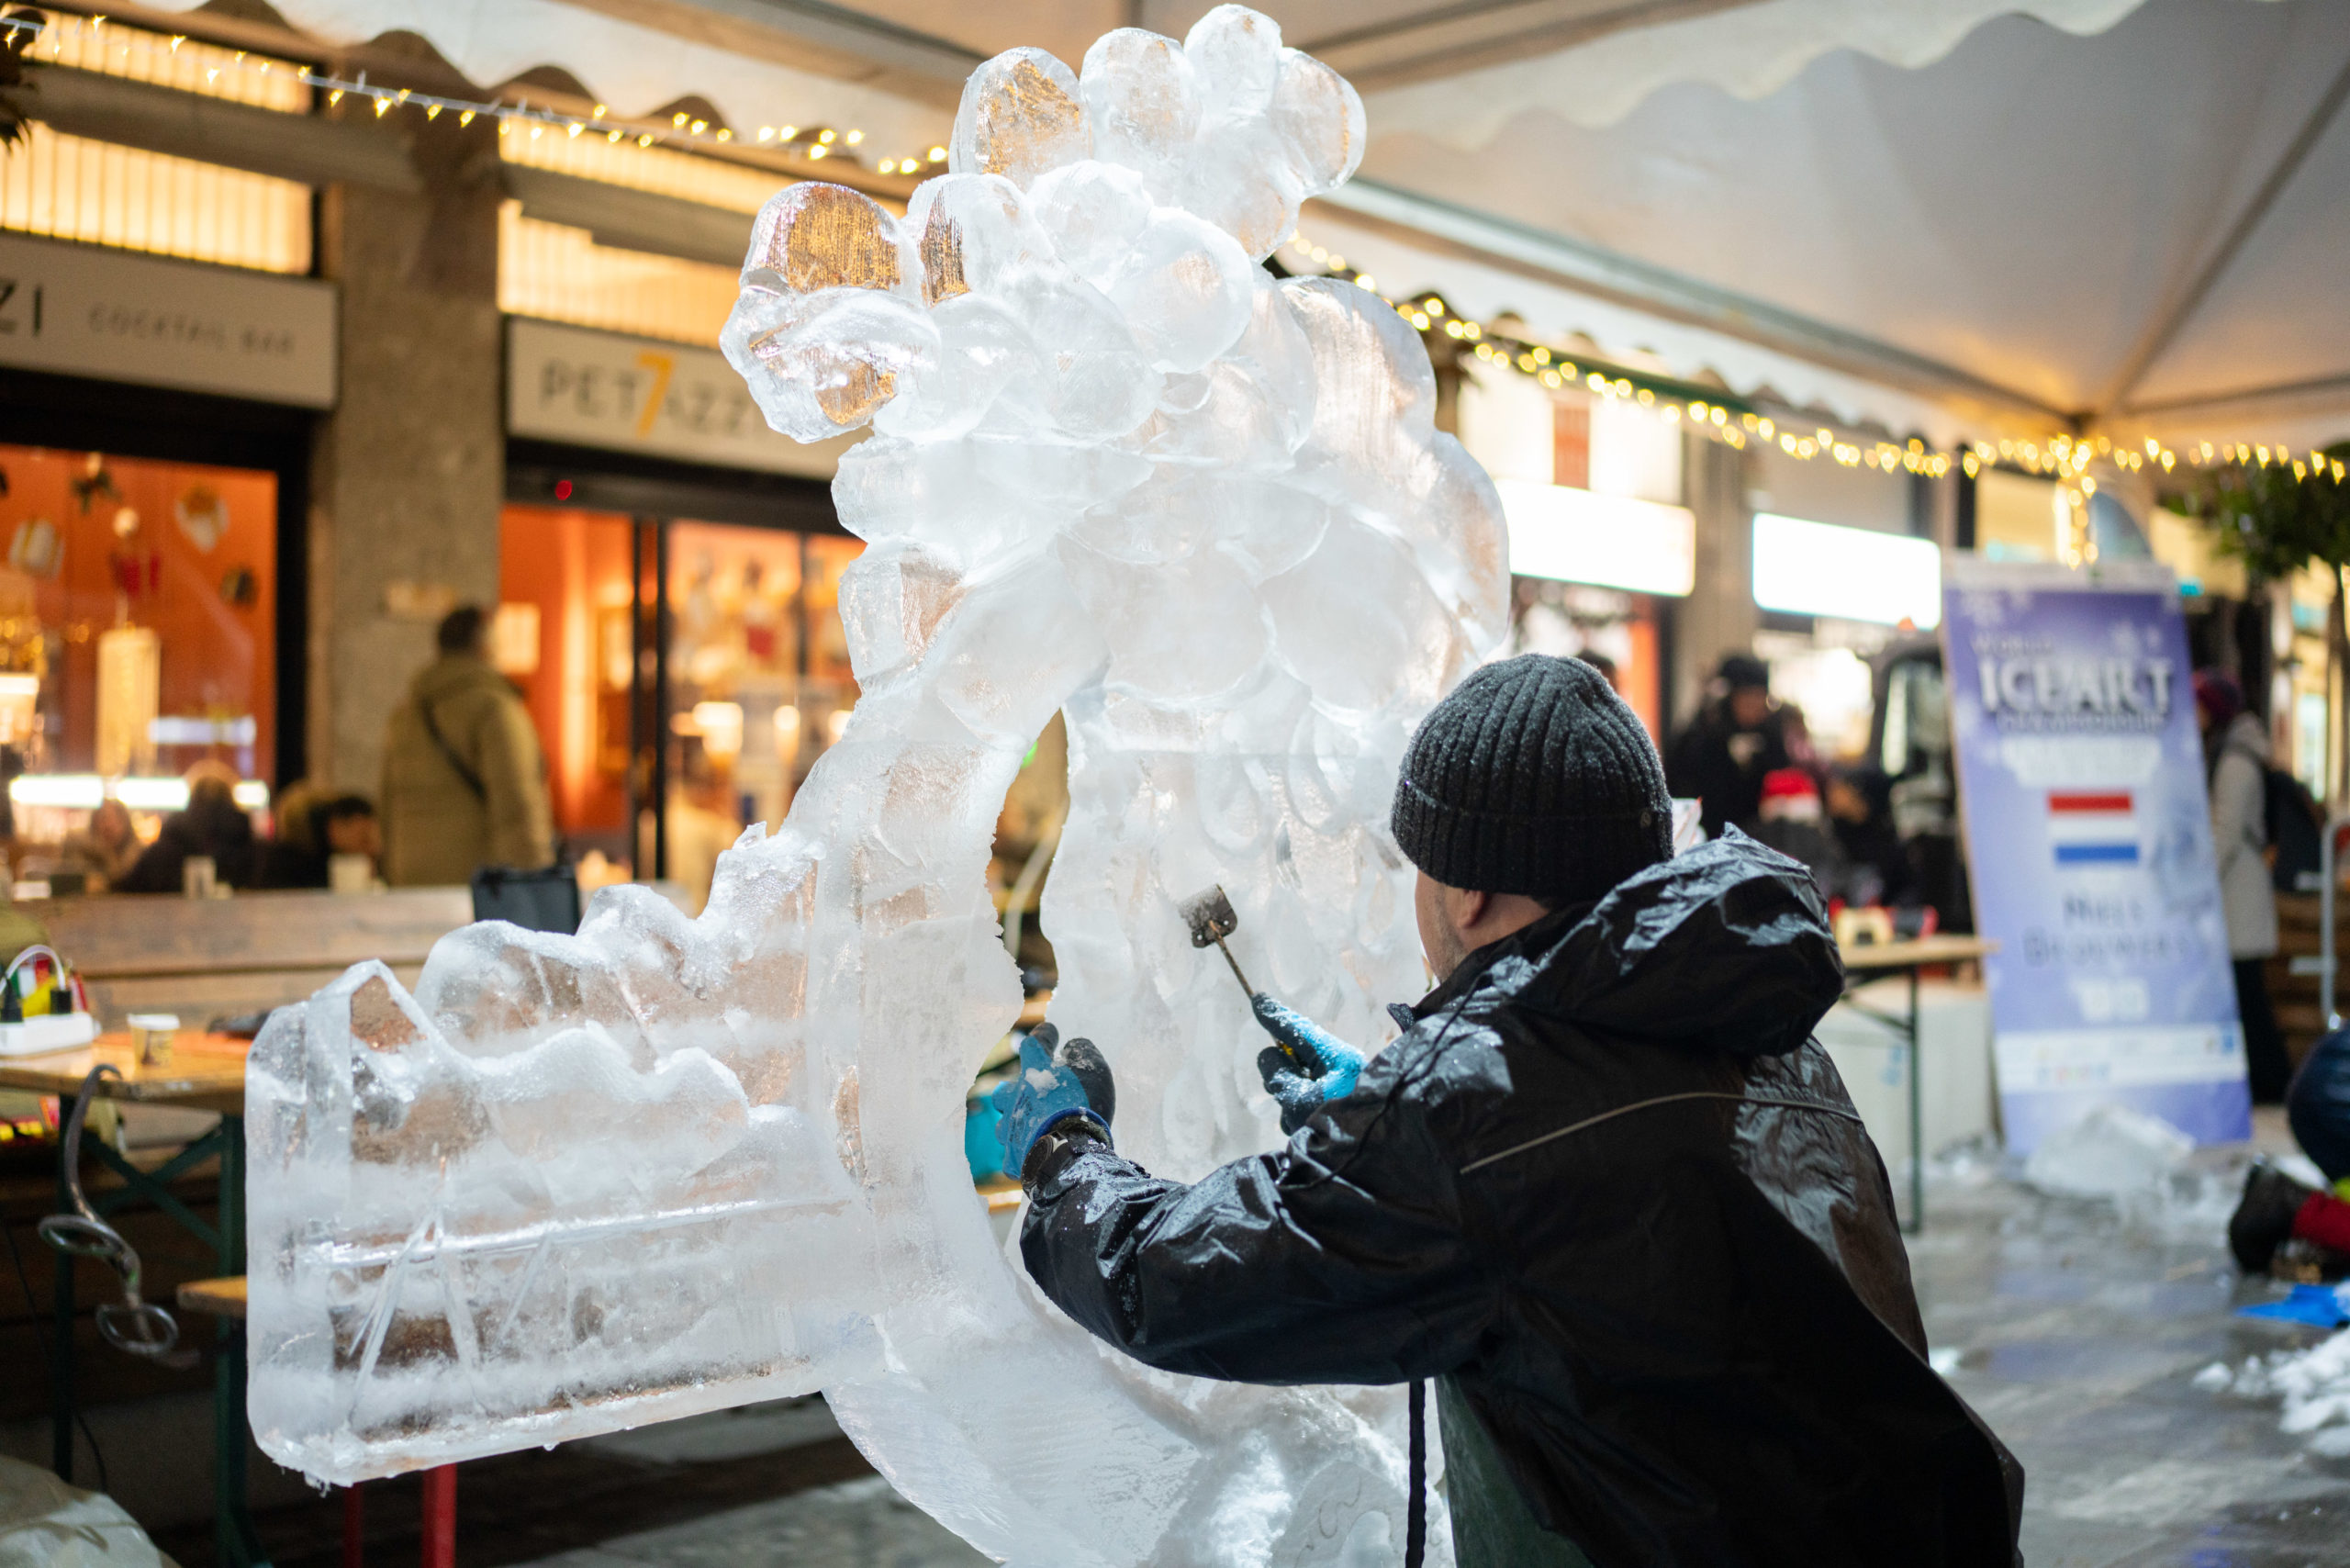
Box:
[250,9,1505,1564]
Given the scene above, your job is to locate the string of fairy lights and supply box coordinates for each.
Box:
[1281,231,2348,491]
[0,11,948,177]
[8,13,2341,496]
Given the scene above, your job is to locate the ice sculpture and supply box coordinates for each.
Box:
[245,7,1507,1562]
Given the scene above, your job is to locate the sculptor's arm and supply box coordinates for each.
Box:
[1017,1044,1494,1387]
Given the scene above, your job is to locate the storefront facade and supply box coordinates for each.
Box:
[496,319,866,907]
[0,11,897,898]
[0,221,332,868]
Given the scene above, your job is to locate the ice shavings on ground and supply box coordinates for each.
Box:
[2024,1106,2196,1199]
[2197,1317,2350,1459]
[245,9,1503,1566]
[2020,1104,2248,1240]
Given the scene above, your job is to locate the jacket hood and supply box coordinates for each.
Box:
[2220,709,2269,763]
[1430,828,1844,1058]
[410,652,509,705]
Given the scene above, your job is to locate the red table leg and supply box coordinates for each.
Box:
[420,1467,456,1568]
[342,1484,365,1568]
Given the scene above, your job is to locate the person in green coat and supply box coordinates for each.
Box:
[379,606,555,888]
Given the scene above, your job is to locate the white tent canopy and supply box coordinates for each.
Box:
[130,0,2349,452]
[1357,0,2350,453]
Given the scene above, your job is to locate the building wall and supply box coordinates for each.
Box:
[1748,442,1910,534]
[307,106,505,793]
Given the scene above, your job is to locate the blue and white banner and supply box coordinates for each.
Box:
[1942,558,2252,1153]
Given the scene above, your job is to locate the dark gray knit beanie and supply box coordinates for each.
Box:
[1390,654,1673,905]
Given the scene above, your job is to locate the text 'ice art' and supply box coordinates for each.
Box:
[246,6,1507,1563]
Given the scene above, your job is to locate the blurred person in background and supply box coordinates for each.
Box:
[1777,701,1818,773]
[1666,654,1790,837]
[252,786,380,890]
[115,760,253,894]
[62,798,141,890]
[1749,767,1848,900]
[2196,670,2287,1103]
[1827,764,1915,910]
[253,778,320,885]
[381,606,554,887]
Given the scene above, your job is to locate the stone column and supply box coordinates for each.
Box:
[307,102,503,791]
[1670,431,1758,730]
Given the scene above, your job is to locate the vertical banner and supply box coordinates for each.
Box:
[1942,558,2251,1152]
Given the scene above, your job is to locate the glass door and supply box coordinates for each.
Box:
[499,505,864,912]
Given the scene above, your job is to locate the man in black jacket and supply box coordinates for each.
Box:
[1665,652,1791,837]
[995,655,2021,1567]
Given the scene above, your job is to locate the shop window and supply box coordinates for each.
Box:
[497,506,637,857]
[501,122,780,211]
[497,505,862,910]
[665,522,859,904]
[0,444,276,847]
[0,126,313,274]
[1,17,311,274]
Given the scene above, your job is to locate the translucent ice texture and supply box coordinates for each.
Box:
[250,9,1502,1565]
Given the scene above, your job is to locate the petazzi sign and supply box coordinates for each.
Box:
[505,317,855,479]
[0,231,336,407]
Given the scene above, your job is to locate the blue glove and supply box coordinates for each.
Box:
[1251,993,1364,1135]
[990,1024,1113,1183]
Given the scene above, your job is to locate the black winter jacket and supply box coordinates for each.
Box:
[1022,832,2023,1567]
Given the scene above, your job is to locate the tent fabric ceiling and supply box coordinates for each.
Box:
[1368,0,2171,140]
[135,0,2349,452]
[1357,0,2350,449]
[129,0,954,156]
[1292,205,1985,448]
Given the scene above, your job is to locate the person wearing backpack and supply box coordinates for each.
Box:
[2261,754,2326,894]
[2196,670,2288,1102]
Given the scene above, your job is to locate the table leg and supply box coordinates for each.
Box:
[342,1485,365,1568]
[1906,966,1923,1235]
[420,1466,456,1568]
[212,1116,272,1568]
[50,1154,74,1481]
[216,1316,252,1567]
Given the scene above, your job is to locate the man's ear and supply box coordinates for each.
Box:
[1451,886,1492,934]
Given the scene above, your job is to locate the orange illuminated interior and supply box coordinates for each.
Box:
[0,444,275,778]
[498,506,866,866]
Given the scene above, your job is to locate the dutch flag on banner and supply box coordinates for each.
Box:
[2048,790,2139,866]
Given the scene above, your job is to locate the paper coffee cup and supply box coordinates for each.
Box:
[128,1013,180,1067]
